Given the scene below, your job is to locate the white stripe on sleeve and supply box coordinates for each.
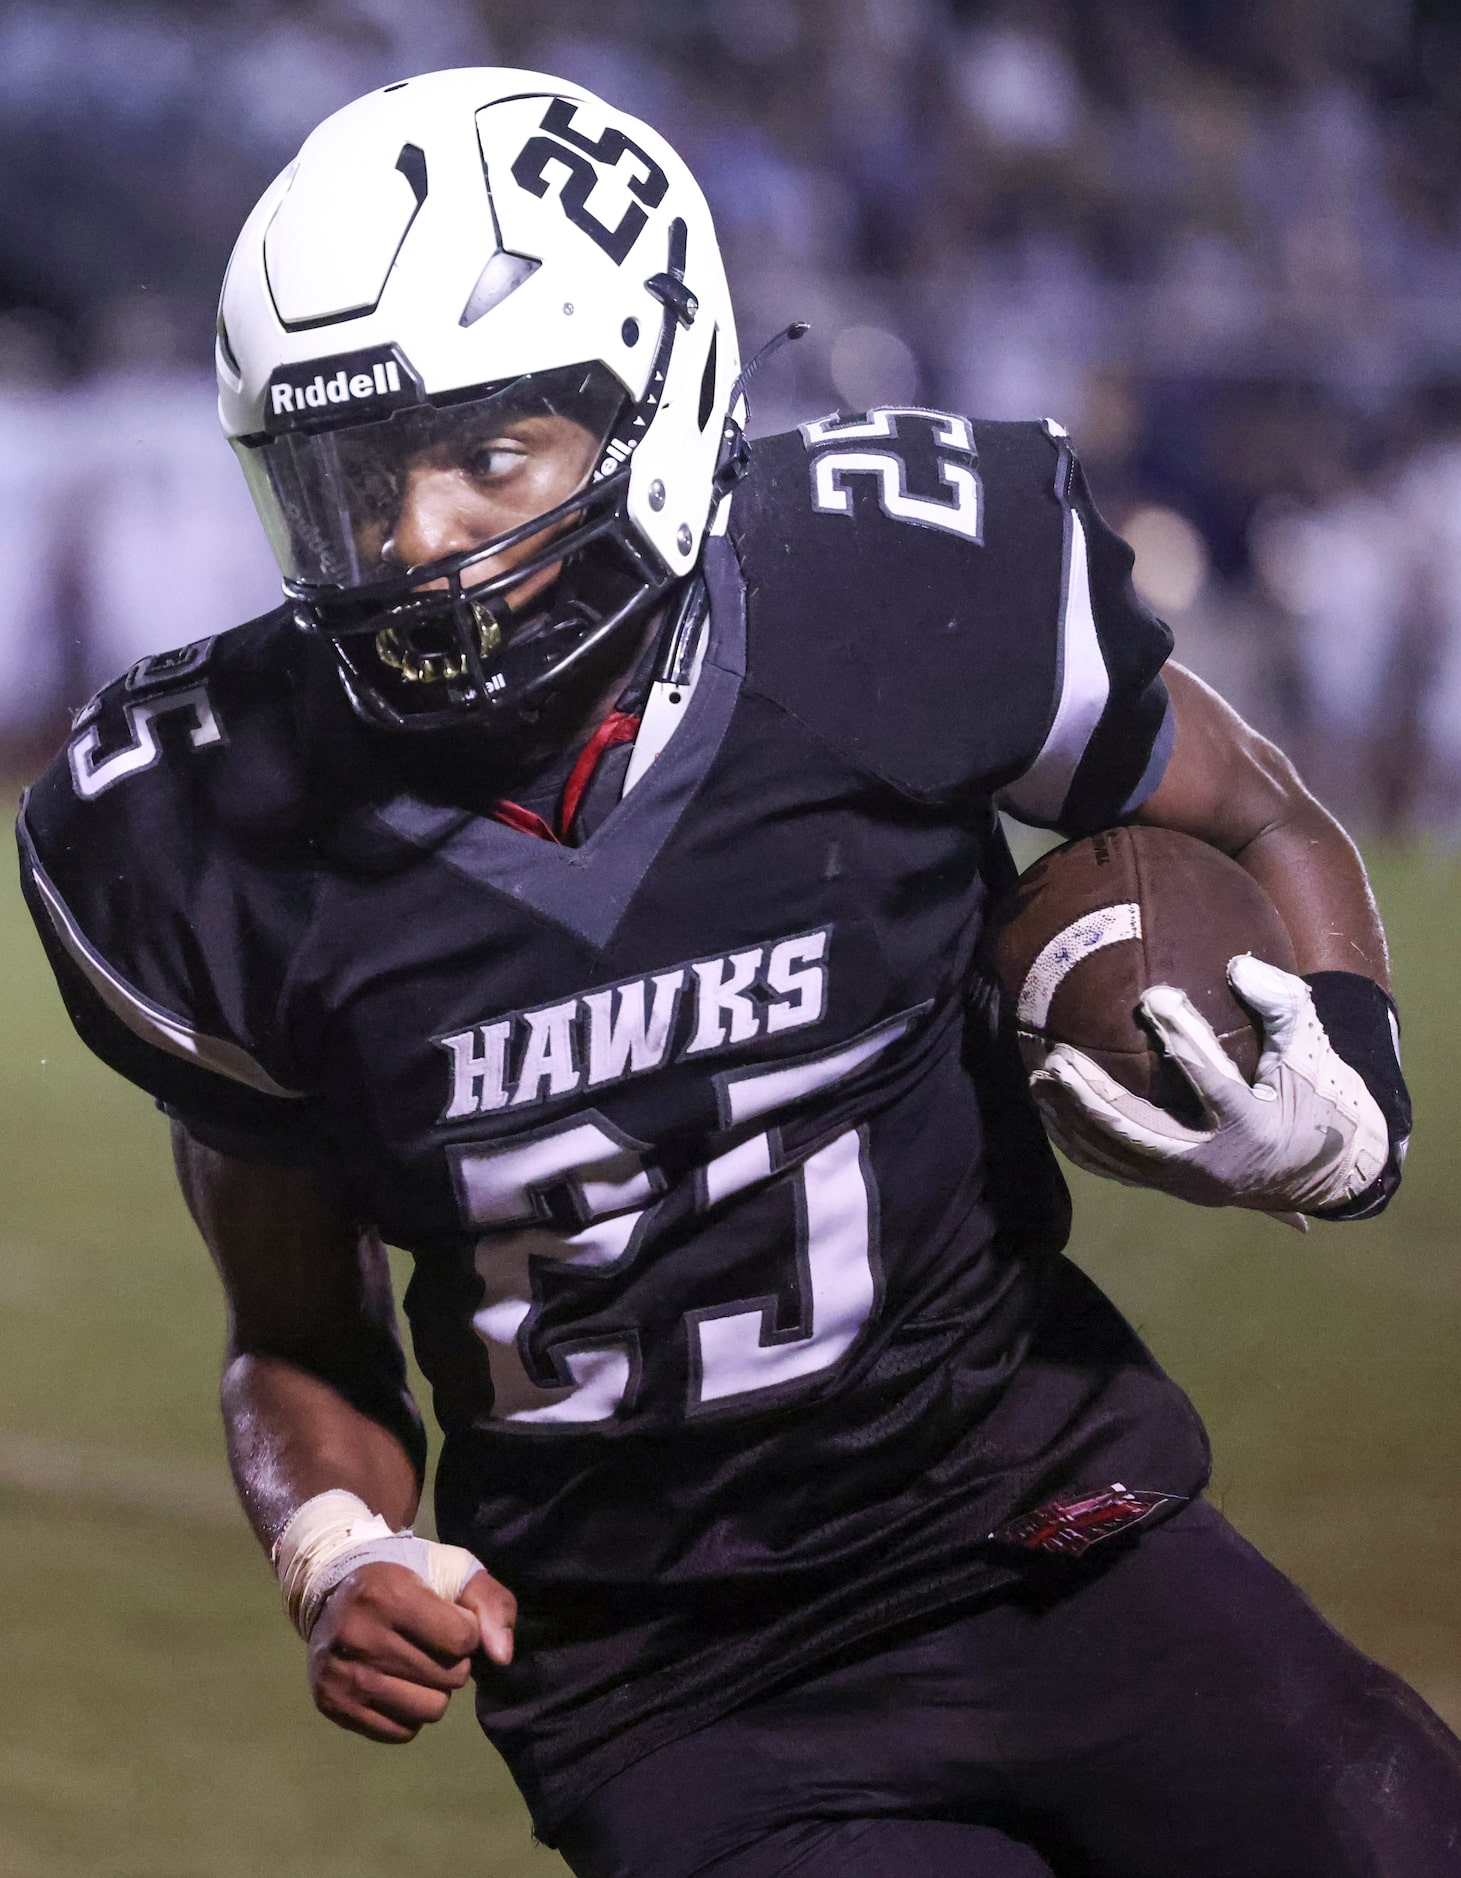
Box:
[997,509,1110,826]
[26,847,305,1100]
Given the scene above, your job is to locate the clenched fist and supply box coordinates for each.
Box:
[308,1559,518,1744]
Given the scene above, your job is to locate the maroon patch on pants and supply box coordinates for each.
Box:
[990,1484,1184,1558]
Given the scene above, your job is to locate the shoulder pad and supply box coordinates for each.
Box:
[730,414,1070,800]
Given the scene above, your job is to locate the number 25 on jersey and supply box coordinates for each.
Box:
[802,408,984,544]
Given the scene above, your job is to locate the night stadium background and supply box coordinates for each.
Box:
[2,4,1459,1872]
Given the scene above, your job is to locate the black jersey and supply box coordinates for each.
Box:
[19,412,1209,1835]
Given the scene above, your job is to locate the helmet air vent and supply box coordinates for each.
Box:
[698,327,718,430]
[264,126,428,330]
[216,312,241,381]
[394,143,428,206]
[459,248,542,327]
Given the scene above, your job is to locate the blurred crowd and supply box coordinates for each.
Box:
[3,0,1461,832]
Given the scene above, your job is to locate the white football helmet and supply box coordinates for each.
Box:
[216,67,741,730]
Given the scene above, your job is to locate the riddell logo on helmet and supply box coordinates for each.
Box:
[263,344,424,433]
[273,360,398,414]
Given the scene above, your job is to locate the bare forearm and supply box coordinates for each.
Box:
[171,1122,427,1555]
[1135,666,1390,989]
[222,1350,423,1555]
[1228,796,1389,987]
[170,1130,516,1731]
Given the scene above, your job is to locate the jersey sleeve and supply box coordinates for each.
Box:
[16,641,325,1165]
[733,416,1173,827]
[995,434,1174,834]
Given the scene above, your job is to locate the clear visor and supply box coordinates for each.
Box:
[234,363,627,592]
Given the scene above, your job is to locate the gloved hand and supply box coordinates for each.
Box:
[1028,954,1390,1222]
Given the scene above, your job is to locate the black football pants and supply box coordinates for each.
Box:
[555,1501,1461,1878]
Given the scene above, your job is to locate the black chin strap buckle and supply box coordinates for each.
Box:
[712,322,809,500]
[645,273,699,328]
[645,216,696,327]
[712,427,752,500]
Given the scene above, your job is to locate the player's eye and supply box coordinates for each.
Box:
[461,439,528,483]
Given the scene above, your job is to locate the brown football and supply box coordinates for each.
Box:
[986,825,1298,1119]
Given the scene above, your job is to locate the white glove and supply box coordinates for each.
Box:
[273,1489,488,1639]
[1028,954,1390,1222]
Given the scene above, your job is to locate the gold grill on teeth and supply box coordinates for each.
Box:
[374,601,503,685]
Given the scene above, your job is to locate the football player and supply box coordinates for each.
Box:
[18,69,1459,1878]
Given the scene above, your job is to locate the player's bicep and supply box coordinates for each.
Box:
[171,1123,393,1356]
[175,1124,429,1486]
[1129,664,1304,855]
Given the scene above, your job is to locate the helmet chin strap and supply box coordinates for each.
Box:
[729,321,810,413]
[713,321,810,501]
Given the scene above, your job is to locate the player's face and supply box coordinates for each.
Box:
[365,412,603,612]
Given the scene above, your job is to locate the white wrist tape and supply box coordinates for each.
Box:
[272,1490,485,1639]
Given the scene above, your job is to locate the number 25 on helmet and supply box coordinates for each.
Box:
[215,67,741,731]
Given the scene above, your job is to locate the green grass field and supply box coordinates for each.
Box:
[2,830,1457,1877]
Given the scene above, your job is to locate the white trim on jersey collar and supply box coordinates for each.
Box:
[25,844,306,1101]
[996,509,1110,827]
